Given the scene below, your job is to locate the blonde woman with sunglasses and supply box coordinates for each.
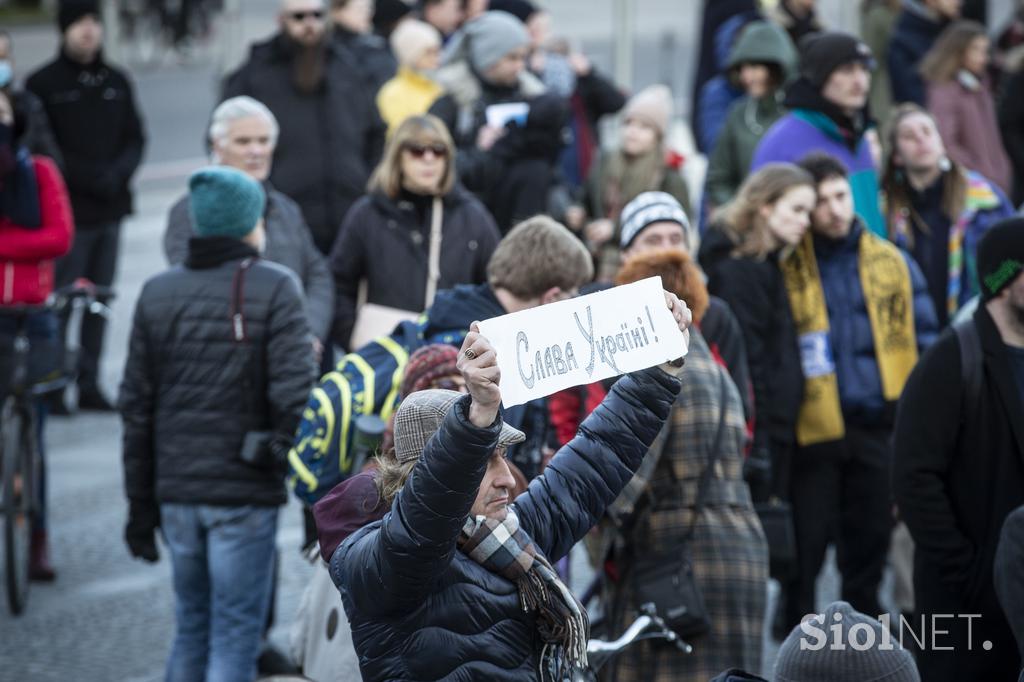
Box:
[329,114,502,351]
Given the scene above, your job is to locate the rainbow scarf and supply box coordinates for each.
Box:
[889,171,1001,317]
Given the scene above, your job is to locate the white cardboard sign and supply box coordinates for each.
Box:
[477,277,688,408]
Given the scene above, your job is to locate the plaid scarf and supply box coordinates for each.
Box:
[459,508,589,679]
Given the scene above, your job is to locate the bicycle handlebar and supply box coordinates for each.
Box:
[51,280,116,302]
[0,281,116,320]
[583,603,692,675]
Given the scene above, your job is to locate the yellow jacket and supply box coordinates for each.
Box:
[376,67,445,135]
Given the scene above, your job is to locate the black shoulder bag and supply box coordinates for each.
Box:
[630,369,729,641]
[232,258,277,469]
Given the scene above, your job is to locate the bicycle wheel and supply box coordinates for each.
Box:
[2,397,32,615]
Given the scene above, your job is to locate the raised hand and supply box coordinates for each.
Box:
[457,322,502,427]
[663,291,692,375]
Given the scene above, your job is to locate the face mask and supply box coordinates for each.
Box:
[0,61,12,89]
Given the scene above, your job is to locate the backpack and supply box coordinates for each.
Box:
[288,318,468,506]
[953,317,983,411]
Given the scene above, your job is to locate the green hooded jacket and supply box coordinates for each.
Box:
[706,21,798,208]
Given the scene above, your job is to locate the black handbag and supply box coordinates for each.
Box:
[755,497,797,580]
[630,370,730,641]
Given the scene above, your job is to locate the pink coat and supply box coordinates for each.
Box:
[927,76,1013,195]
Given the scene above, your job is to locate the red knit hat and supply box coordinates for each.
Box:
[400,344,461,398]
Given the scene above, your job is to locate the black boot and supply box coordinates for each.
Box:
[29,529,56,582]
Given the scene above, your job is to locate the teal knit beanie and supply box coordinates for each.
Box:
[188,166,266,239]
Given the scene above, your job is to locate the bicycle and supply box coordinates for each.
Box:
[573,602,693,681]
[0,282,112,615]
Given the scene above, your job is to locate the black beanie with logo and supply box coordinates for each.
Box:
[977,217,1024,301]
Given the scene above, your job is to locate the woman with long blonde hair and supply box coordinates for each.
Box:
[699,163,815,507]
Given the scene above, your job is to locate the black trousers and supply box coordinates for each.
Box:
[784,425,894,627]
[55,221,121,389]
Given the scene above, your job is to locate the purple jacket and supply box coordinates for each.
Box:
[750,109,886,237]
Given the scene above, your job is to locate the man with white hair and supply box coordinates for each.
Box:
[163,96,334,353]
[222,0,386,254]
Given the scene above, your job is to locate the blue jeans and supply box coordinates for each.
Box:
[161,504,278,682]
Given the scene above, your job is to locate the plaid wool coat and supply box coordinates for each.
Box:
[602,331,769,682]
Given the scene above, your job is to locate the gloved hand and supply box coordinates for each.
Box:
[125,503,160,563]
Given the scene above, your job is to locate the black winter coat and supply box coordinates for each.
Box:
[701,296,754,425]
[333,27,396,94]
[25,50,144,226]
[120,238,317,509]
[11,88,63,170]
[893,305,1024,682]
[222,34,386,253]
[329,187,500,348]
[998,68,1024,205]
[331,367,681,681]
[573,70,626,145]
[458,93,570,233]
[700,228,803,457]
[888,6,947,106]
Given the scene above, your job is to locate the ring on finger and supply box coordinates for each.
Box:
[464,349,477,360]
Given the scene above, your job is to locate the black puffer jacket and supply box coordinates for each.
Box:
[222,34,386,253]
[331,367,681,681]
[329,186,500,348]
[120,238,317,508]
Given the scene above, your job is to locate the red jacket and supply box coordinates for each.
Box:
[0,157,74,305]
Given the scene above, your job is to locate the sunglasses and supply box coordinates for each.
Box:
[288,9,324,21]
[403,142,448,159]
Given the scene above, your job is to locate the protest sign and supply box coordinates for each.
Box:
[477,277,688,407]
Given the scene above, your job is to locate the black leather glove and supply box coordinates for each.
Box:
[125,503,160,563]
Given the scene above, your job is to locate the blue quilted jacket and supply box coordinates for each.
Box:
[330,367,681,681]
[815,221,938,423]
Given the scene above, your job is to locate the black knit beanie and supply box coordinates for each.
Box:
[977,217,1024,301]
[798,31,875,89]
[58,0,101,34]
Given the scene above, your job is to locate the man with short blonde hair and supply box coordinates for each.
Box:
[486,215,593,308]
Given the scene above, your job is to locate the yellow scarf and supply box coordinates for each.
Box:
[781,229,918,446]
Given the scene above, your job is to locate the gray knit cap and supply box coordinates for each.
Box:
[619,191,691,250]
[775,601,920,682]
[393,389,525,464]
[442,10,529,72]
